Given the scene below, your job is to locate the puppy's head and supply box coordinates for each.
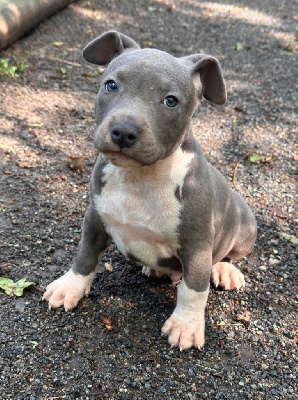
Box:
[83,31,226,167]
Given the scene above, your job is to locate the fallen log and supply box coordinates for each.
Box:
[0,0,76,50]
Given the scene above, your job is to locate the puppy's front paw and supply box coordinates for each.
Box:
[43,270,94,310]
[211,262,245,290]
[162,313,205,350]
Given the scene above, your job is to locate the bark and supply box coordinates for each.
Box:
[0,0,75,50]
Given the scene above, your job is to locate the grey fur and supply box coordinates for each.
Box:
[44,31,257,349]
[77,30,255,290]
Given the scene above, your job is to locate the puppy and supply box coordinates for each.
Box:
[43,31,257,350]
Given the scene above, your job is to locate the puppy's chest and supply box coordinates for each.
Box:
[94,151,193,267]
[95,168,180,259]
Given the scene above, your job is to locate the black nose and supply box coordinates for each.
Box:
[110,121,141,148]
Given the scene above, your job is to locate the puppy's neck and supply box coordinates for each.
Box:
[106,145,194,185]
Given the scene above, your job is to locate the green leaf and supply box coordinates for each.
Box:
[0,58,18,77]
[249,152,262,163]
[236,42,244,51]
[53,41,64,47]
[143,40,153,47]
[0,277,35,296]
[282,233,298,245]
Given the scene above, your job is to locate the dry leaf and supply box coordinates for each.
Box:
[17,160,32,168]
[285,42,296,53]
[101,316,114,330]
[66,155,84,172]
[236,311,251,325]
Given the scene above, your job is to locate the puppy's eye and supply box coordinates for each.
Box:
[163,96,179,107]
[105,80,118,92]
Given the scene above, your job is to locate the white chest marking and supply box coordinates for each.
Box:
[94,148,194,270]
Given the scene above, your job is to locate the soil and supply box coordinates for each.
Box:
[0,0,297,399]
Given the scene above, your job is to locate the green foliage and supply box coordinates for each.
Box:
[0,54,27,78]
[0,277,35,296]
[249,152,262,164]
[235,42,244,51]
[0,58,18,77]
[282,233,298,245]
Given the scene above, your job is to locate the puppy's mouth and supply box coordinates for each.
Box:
[101,151,143,167]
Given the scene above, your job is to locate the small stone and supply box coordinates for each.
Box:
[104,263,113,273]
[269,258,280,265]
[261,364,269,370]
[259,265,267,271]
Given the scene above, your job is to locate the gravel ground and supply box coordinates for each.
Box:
[0,0,297,399]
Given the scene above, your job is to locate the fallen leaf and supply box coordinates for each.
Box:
[66,155,84,172]
[82,300,89,308]
[235,42,244,51]
[17,160,32,168]
[236,311,251,325]
[59,67,67,75]
[143,40,153,47]
[101,316,114,330]
[249,152,262,164]
[281,233,298,245]
[285,42,296,53]
[29,341,39,349]
[0,277,35,296]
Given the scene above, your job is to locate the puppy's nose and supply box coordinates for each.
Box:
[110,121,140,148]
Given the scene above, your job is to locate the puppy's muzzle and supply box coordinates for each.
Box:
[110,120,141,148]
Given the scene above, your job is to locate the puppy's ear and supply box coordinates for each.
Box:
[83,31,140,65]
[182,54,227,105]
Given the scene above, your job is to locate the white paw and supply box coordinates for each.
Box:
[162,313,205,350]
[141,266,167,279]
[43,270,95,310]
[142,266,152,277]
[161,279,208,350]
[211,262,245,290]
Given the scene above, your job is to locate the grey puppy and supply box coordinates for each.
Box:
[43,31,257,350]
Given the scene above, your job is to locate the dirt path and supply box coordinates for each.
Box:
[0,1,297,399]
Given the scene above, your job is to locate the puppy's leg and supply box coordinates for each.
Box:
[211,261,245,290]
[162,279,208,350]
[43,206,109,310]
[162,248,212,350]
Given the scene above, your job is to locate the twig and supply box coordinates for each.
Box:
[232,150,254,183]
[213,323,243,326]
[46,56,81,67]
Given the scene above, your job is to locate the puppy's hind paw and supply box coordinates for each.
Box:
[211,262,245,290]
